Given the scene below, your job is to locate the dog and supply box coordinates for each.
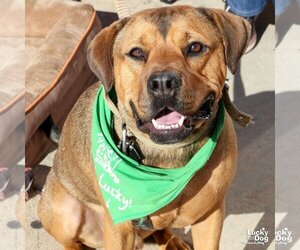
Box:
[38,5,250,250]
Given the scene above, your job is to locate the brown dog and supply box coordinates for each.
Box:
[38,6,250,250]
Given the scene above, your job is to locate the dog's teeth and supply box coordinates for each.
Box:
[152,119,158,129]
[153,117,185,130]
[178,116,185,126]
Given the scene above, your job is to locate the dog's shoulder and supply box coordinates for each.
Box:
[52,82,103,202]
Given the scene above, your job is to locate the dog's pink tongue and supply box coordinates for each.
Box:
[155,111,182,125]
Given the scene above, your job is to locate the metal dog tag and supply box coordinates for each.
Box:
[117,124,144,163]
[128,140,143,162]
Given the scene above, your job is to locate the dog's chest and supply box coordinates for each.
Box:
[149,185,204,229]
[149,200,200,229]
[148,166,224,229]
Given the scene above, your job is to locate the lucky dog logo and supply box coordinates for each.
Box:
[95,133,133,211]
[245,227,293,246]
[275,228,292,245]
[246,227,269,245]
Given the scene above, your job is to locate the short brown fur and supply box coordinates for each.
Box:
[39,6,250,250]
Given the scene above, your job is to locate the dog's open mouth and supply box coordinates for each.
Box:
[151,109,187,130]
[130,94,215,144]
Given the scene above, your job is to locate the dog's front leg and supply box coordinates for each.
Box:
[104,216,136,250]
[191,201,225,250]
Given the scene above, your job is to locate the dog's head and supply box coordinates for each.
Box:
[88,6,250,144]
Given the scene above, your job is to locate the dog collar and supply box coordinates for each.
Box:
[222,83,253,127]
[91,86,225,224]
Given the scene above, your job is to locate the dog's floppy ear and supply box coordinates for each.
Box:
[201,9,251,74]
[87,18,129,91]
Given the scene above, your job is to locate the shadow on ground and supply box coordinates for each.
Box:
[256,1,275,47]
[96,11,118,28]
[275,91,300,250]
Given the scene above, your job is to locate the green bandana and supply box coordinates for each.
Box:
[92,86,225,224]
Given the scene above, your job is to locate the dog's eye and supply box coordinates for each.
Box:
[190,43,202,53]
[127,48,145,60]
[186,42,206,56]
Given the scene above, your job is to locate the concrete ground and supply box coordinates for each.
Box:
[2,0,299,249]
[275,1,300,249]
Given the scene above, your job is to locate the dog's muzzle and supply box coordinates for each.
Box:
[130,90,215,144]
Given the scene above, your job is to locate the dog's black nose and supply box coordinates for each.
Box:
[147,72,181,98]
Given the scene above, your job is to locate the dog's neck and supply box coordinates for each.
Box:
[113,108,216,169]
